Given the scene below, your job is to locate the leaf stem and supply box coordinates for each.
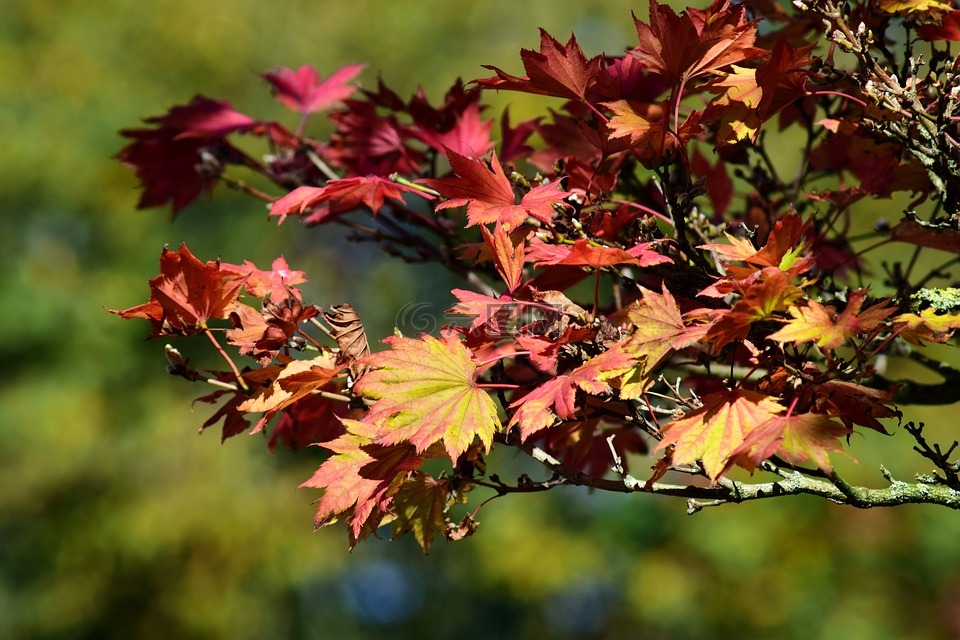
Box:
[204,328,249,392]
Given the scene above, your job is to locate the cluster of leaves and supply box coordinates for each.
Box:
[113,0,960,551]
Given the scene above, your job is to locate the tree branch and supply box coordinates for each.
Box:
[520,444,960,511]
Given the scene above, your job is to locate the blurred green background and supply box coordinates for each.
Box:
[4,1,960,638]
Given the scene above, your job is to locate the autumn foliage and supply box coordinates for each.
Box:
[113,0,960,551]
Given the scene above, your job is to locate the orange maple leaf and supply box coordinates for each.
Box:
[704,270,804,350]
[768,290,895,350]
[733,413,853,473]
[481,222,525,292]
[656,388,784,480]
[238,352,343,433]
[617,284,712,396]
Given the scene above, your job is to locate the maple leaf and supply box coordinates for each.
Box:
[539,419,647,478]
[509,347,637,439]
[754,39,816,118]
[618,284,712,395]
[448,289,517,336]
[353,334,502,459]
[769,290,895,350]
[117,97,261,213]
[704,65,763,144]
[419,148,571,229]
[262,64,365,114]
[327,100,422,176]
[220,256,307,303]
[631,0,766,85]
[146,96,259,138]
[475,29,605,102]
[268,390,355,451]
[195,367,284,442]
[226,296,318,365]
[269,176,418,225]
[300,420,429,540]
[707,213,812,275]
[604,99,703,164]
[110,243,244,337]
[704,41,815,145]
[917,11,960,40]
[894,308,960,345]
[656,388,784,481]
[527,237,671,269]
[499,109,540,163]
[811,380,898,433]
[390,472,461,553]
[703,270,804,350]
[888,217,960,254]
[734,413,852,473]
[481,223,525,292]
[239,352,343,433]
[410,100,495,158]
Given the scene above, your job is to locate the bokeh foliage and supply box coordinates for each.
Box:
[4,1,960,638]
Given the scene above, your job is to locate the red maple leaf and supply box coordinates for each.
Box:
[270,396,347,451]
[539,419,647,478]
[410,100,495,158]
[475,29,609,102]
[195,366,284,442]
[917,11,960,40]
[701,213,813,280]
[631,0,766,85]
[110,243,244,337]
[300,420,430,540]
[269,176,419,224]
[117,97,261,213]
[811,380,899,433]
[149,96,259,138]
[327,100,422,176]
[220,256,307,303]
[498,110,540,163]
[509,347,637,439]
[703,270,804,350]
[888,217,960,254]
[268,388,358,451]
[754,39,816,118]
[448,289,516,335]
[226,296,318,365]
[262,64,365,114]
[419,148,572,229]
[527,237,671,269]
